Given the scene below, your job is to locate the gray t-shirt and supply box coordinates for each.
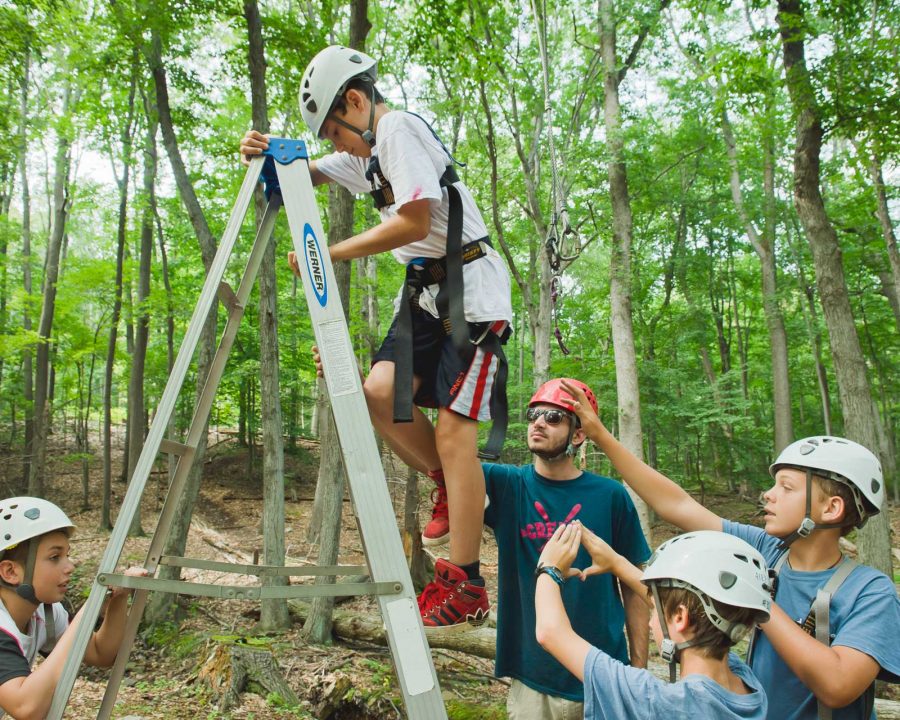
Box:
[584,649,767,720]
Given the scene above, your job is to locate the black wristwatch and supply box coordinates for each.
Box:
[534,563,566,587]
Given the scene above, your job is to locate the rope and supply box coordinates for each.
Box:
[530,0,579,354]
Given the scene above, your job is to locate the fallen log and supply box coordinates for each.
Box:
[287,600,900,716]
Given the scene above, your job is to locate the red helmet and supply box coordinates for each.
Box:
[529,378,598,414]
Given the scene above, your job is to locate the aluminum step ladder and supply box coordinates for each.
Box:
[46,139,447,719]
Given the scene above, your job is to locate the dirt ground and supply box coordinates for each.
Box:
[2,427,898,719]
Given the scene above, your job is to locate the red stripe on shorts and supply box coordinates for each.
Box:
[468,349,493,418]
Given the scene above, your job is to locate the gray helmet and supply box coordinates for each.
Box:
[1,497,75,608]
[643,531,771,681]
[299,45,377,139]
[1,497,74,553]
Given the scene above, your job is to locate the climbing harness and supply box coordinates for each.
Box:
[368,112,510,460]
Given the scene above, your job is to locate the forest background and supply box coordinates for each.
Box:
[0,0,898,711]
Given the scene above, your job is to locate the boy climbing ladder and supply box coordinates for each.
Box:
[241,45,512,630]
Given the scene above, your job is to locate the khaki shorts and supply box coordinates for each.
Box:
[507,679,584,720]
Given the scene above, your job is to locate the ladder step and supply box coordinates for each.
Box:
[217,281,241,312]
[97,572,401,600]
[159,555,368,577]
[159,439,193,456]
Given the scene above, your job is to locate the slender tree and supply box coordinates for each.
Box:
[776,0,892,575]
[244,0,290,631]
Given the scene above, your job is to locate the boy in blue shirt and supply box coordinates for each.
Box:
[536,523,771,719]
[241,45,512,630]
[560,380,900,720]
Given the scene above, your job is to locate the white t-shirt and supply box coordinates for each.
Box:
[0,601,68,718]
[316,111,513,324]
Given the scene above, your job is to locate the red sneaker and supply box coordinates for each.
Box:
[421,559,490,633]
[421,482,449,547]
[417,580,441,614]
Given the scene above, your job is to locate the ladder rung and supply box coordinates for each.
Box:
[217,281,241,311]
[159,439,193,456]
[159,555,368,577]
[97,573,401,600]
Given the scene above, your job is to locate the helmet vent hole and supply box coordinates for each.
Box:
[307,99,317,113]
[349,53,362,63]
[24,509,39,520]
[719,571,737,589]
[872,479,881,493]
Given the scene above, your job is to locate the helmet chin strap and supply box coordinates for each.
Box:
[650,583,697,683]
[1,539,56,643]
[328,84,377,148]
[779,469,845,549]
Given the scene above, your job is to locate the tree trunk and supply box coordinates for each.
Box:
[304,183,355,643]
[19,46,34,488]
[144,27,220,623]
[244,0,290,632]
[868,153,900,335]
[599,0,650,537]
[29,80,76,497]
[199,642,298,712]
[403,466,434,589]
[303,2,370,641]
[720,109,793,453]
[128,79,155,537]
[776,0,892,576]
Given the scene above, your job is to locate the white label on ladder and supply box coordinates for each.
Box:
[318,319,359,397]
[385,598,435,696]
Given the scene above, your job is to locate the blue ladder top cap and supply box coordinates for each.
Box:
[262,137,309,164]
[259,138,309,200]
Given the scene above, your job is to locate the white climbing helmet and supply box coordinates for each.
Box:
[770,436,883,526]
[0,497,74,555]
[642,531,771,642]
[298,45,378,138]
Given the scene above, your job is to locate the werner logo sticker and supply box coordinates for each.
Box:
[303,223,327,307]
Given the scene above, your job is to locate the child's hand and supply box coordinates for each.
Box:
[240,130,270,167]
[109,566,149,600]
[287,250,302,277]
[559,380,604,436]
[579,526,621,579]
[538,523,584,579]
[311,345,324,378]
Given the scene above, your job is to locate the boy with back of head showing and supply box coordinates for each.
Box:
[560,380,900,720]
[536,523,771,719]
[0,497,144,720]
[241,45,512,630]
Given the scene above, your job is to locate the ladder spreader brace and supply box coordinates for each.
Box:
[47,140,448,719]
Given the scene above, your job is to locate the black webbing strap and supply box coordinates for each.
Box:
[392,184,470,423]
[436,185,471,360]
[369,165,460,210]
[477,328,509,461]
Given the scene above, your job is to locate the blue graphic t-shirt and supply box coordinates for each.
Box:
[483,463,651,701]
[584,650,767,720]
[724,521,900,720]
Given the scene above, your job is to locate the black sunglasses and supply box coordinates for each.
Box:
[526,407,571,426]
